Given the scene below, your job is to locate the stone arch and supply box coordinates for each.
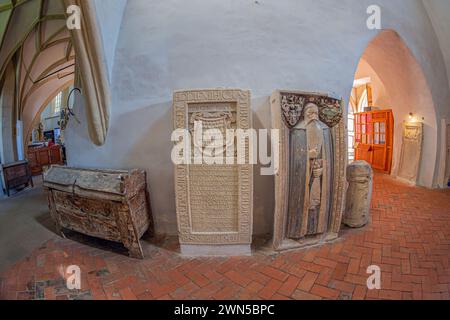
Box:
[350,29,438,188]
[0,0,112,151]
[25,80,74,146]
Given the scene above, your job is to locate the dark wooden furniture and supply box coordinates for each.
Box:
[43,166,154,259]
[354,109,394,174]
[28,145,64,175]
[1,161,33,196]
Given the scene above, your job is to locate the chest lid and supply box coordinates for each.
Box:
[43,166,144,200]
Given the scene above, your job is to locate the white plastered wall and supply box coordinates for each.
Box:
[65,0,450,236]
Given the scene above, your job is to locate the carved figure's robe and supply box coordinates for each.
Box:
[287,119,333,239]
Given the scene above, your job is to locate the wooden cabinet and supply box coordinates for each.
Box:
[43,166,154,259]
[1,161,33,196]
[28,145,63,175]
[354,110,394,174]
[446,124,450,186]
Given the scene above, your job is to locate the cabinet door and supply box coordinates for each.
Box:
[446,124,450,182]
[28,151,41,175]
[49,147,62,164]
[371,120,387,170]
[354,110,393,173]
[354,113,373,163]
[356,144,372,163]
[38,150,50,166]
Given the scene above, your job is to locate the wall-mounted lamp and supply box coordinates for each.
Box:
[408,113,425,123]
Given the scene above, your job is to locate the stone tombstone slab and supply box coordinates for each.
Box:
[173,89,253,256]
[344,160,373,228]
[398,122,423,185]
[271,90,346,251]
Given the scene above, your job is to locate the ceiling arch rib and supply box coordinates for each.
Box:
[0,0,71,80]
[1,0,112,147]
[0,0,75,150]
[18,30,74,111]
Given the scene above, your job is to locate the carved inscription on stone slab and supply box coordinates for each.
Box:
[271,90,346,251]
[173,89,253,255]
[398,122,423,184]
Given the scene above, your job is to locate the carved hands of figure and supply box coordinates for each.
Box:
[312,160,324,179]
[309,148,320,159]
[308,159,324,211]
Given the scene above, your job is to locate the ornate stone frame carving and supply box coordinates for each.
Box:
[173,89,253,251]
[271,90,346,251]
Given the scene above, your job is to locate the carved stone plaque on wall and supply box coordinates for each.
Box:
[271,90,346,251]
[397,122,423,185]
[173,89,253,256]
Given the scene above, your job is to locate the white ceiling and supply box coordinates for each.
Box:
[423,0,450,92]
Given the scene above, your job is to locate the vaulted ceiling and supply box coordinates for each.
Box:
[423,0,450,96]
[0,0,75,142]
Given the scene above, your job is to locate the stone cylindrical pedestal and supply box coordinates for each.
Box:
[344,160,373,228]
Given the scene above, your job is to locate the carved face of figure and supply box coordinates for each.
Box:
[304,104,319,123]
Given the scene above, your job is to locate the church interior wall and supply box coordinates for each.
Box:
[64,0,450,236]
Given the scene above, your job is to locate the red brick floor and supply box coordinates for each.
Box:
[1,174,450,300]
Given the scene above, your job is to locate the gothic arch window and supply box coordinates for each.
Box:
[358,88,369,113]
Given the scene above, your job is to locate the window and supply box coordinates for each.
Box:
[358,89,369,113]
[348,113,355,163]
[54,92,62,114]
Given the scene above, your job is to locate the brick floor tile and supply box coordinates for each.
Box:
[213,286,238,300]
[329,280,355,294]
[224,270,251,287]
[185,271,210,288]
[291,290,322,300]
[259,266,289,282]
[272,293,291,300]
[277,275,301,297]
[332,262,349,281]
[297,272,318,292]
[310,284,340,299]
[314,257,337,269]
[347,258,361,274]
[167,269,190,286]
[352,285,367,300]
[258,279,283,300]
[119,287,137,300]
[379,289,403,300]
[1,174,450,300]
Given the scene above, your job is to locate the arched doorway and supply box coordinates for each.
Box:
[348,30,438,188]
